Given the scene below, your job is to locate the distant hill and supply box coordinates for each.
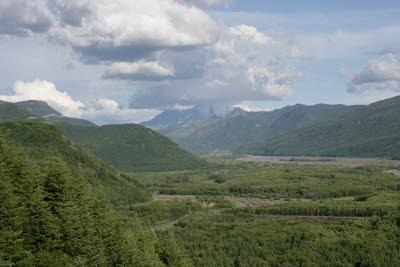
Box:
[15,100,96,126]
[259,95,400,158]
[0,121,151,205]
[0,101,205,172]
[55,122,207,172]
[0,102,45,121]
[141,104,216,129]
[159,104,361,154]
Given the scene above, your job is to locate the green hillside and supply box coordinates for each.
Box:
[160,104,361,154]
[0,102,44,122]
[0,129,184,266]
[0,121,151,205]
[15,100,96,126]
[260,95,400,158]
[55,122,207,172]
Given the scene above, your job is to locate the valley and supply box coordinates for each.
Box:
[238,154,400,167]
[2,1,400,266]
[123,157,400,265]
[1,99,400,266]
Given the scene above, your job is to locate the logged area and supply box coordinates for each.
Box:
[238,154,400,167]
[122,159,400,266]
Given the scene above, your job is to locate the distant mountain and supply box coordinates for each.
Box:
[259,95,400,158]
[159,103,362,154]
[0,100,205,172]
[15,100,96,126]
[55,122,207,172]
[141,104,216,129]
[0,102,45,122]
[0,120,150,205]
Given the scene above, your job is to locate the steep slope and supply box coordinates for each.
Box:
[0,135,170,266]
[55,122,207,172]
[15,100,96,126]
[0,121,151,205]
[141,104,216,129]
[261,95,400,158]
[0,102,45,121]
[159,104,361,154]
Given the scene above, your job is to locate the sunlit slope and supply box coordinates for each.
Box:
[260,95,400,158]
[55,122,207,172]
[160,104,360,154]
[15,100,96,126]
[0,102,44,121]
[0,121,151,205]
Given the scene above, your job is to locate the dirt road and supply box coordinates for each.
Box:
[238,155,400,167]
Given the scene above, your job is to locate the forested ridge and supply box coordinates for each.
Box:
[0,121,151,205]
[0,123,191,266]
[258,95,400,158]
[0,101,205,173]
[159,104,360,154]
[55,122,207,172]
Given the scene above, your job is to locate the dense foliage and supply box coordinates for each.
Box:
[55,122,207,172]
[0,137,193,266]
[120,200,202,226]
[258,95,400,158]
[160,104,360,154]
[163,213,400,266]
[0,121,151,205]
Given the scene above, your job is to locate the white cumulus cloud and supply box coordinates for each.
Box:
[49,0,219,62]
[0,79,85,117]
[342,53,400,93]
[0,0,304,117]
[177,0,231,8]
[229,25,275,47]
[103,60,175,81]
[0,79,161,124]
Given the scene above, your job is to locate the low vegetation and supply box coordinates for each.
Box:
[129,162,400,200]
[124,159,400,266]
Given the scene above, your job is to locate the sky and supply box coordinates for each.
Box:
[0,0,400,125]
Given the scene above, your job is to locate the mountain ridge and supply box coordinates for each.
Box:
[258,95,400,158]
[159,102,363,154]
[0,120,151,205]
[55,122,207,172]
[141,104,216,129]
[15,100,96,126]
[0,100,205,172]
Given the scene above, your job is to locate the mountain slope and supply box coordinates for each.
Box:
[159,104,361,154]
[0,102,45,121]
[0,132,168,266]
[260,95,400,158]
[141,104,216,129]
[15,100,96,126]
[0,121,151,205]
[55,122,207,172]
